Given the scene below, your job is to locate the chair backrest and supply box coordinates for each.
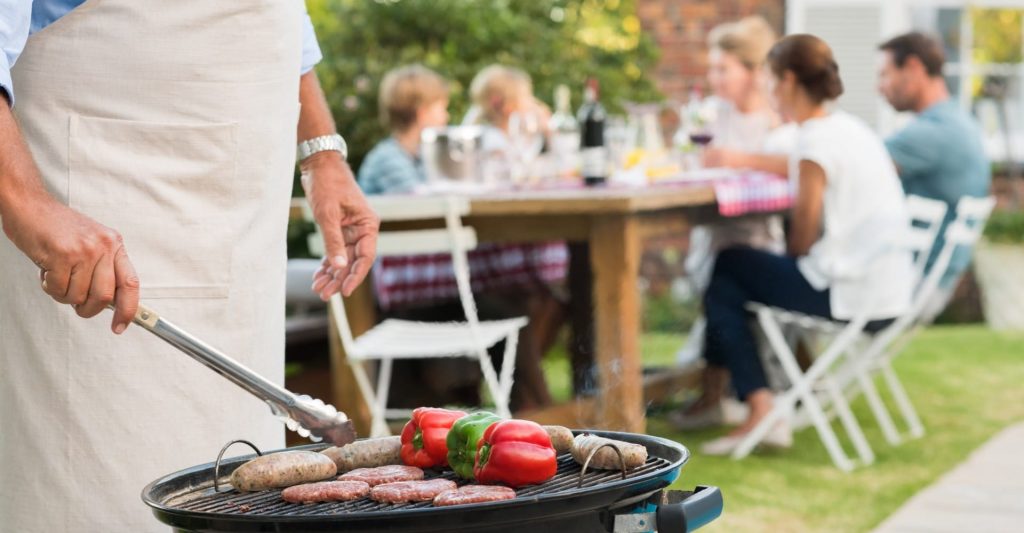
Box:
[304,195,486,357]
[903,195,995,325]
[903,195,949,290]
[304,196,478,257]
[854,196,996,368]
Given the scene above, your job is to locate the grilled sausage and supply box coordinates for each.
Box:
[543,425,574,454]
[433,485,516,506]
[570,434,648,471]
[281,480,370,503]
[321,436,402,473]
[230,450,337,492]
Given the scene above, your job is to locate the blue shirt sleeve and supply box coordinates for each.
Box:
[300,2,323,74]
[0,0,31,106]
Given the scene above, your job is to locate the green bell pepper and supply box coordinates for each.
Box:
[445,411,501,479]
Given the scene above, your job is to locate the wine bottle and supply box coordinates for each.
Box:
[549,84,580,177]
[577,78,607,186]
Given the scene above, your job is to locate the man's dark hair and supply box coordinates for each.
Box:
[879,32,945,77]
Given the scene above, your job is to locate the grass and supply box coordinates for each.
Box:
[544,326,1024,532]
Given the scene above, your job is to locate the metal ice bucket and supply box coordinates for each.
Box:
[421,126,486,183]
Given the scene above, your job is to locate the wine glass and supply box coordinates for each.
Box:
[680,99,715,169]
[507,111,545,185]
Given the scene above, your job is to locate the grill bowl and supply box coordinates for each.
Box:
[142,430,690,532]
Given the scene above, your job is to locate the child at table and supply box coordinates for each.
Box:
[463,65,590,400]
[358,65,449,194]
[463,64,552,166]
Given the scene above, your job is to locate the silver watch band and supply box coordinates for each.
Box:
[297,133,348,162]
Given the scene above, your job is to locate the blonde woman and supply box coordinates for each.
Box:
[464,64,552,159]
[672,17,794,430]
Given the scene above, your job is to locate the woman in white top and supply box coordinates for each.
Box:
[672,17,792,429]
[699,34,914,455]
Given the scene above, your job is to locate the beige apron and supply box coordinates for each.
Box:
[0,1,302,530]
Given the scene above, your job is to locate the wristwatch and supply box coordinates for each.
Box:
[297,133,348,162]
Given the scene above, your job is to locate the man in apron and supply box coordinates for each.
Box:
[0,1,378,530]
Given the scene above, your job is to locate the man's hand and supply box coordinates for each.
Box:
[0,101,139,334]
[300,151,379,300]
[1,193,140,333]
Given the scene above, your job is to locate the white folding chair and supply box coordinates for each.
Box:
[842,196,995,446]
[305,196,527,437]
[795,196,946,437]
[736,196,947,471]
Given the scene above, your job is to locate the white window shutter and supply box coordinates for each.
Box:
[800,3,885,129]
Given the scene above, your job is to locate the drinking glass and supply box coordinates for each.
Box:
[507,111,545,185]
[680,101,715,169]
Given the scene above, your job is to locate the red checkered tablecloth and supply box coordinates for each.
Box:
[373,242,568,311]
[711,171,793,216]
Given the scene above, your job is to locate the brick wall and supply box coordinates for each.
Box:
[636,0,786,103]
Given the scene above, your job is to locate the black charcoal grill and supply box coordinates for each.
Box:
[142,430,721,533]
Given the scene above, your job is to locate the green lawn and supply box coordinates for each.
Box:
[546,326,1024,532]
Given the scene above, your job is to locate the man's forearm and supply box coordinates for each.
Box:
[740,153,789,176]
[297,70,337,145]
[0,104,49,220]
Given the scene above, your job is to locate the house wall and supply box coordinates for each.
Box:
[636,0,787,103]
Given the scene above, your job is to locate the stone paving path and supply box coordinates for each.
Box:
[872,422,1024,533]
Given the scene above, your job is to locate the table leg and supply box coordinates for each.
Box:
[328,282,375,436]
[568,242,595,396]
[589,215,645,433]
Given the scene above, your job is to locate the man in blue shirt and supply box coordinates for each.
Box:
[877,32,991,289]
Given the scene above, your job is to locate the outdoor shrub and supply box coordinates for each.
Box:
[983,209,1024,243]
[306,0,662,170]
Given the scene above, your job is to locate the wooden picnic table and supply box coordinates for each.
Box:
[295,183,726,434]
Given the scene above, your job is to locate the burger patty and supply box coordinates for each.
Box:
[370,478,458,504]
[432,485,517,506]
[338,465,425,486]
[280,480,371,504]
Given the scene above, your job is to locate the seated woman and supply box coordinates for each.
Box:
[699,34,914,455]
[672,16,792,430]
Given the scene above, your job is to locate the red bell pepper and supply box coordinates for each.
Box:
[474,419,557,487]
[400,407,467,468]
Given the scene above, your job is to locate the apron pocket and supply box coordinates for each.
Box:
[68,114,240,299]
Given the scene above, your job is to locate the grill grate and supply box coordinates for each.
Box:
[167,453,672,517]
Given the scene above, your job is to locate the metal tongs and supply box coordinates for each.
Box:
[117,303,357,446]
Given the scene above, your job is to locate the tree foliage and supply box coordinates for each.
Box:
[307,0,662,168]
